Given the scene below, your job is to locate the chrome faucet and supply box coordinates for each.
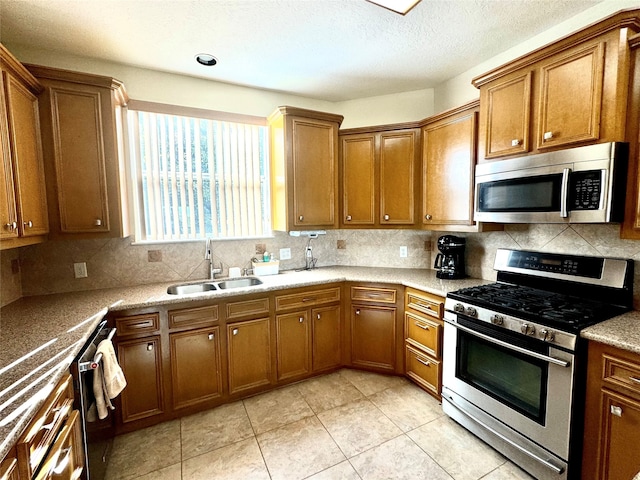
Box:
[205,238,222,279]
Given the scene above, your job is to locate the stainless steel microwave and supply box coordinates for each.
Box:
[474,142,629,224]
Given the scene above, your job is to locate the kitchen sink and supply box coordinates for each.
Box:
[167,283,217,295]
[216,277,263,289]
[166,277,263,294]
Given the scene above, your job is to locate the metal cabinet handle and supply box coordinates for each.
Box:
[611,405,623,417]
[208,333,214,340]
[416,302,432,310]
[94,218,102,226]
[299,317,304,323]
[232,328,239,336]
[302,297,316,302]
[298,215,304,222]
[383,214,390,221]
[415,322,429,330]
[416,357,431,367]
[346,215,352,221]
[355,309,360,315]
[511,139,521,146]
[24,220,33,228]
[543,131,554,141]
[425,214,432,220]
[147,343,153,351]
[40,405,67,431]
[52,446,73,475]
[317,313,321,320]
[630,376,640,385]
[5,221,17,231]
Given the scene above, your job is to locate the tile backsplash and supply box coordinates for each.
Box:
[4,224,640,308]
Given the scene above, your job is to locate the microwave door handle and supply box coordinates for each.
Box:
[560,168,571,218]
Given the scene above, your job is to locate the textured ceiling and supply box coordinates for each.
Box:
[0,0,603,101]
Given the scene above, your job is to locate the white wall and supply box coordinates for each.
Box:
[433,0,640,113]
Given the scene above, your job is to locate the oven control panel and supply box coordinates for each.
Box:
[445,298,577,351]
[495,249,606,279]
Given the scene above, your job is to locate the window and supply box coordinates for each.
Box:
[127,101,270,241]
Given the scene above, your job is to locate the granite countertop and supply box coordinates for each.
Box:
[581,310,640,355]
[0,266,486,460]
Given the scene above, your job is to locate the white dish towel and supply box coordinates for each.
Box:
[93,339,127,420]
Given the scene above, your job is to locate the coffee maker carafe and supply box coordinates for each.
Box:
[434,235,466,279]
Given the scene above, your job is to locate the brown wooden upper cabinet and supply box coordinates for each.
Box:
[339,126,420,227]
[268,106,344,231]
[0,45,48,250]
[474,11,640,162]
[27,64,130,238]
[421,102,478,229]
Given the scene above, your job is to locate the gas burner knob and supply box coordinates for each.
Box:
[454,303,466,313]
[521,323,535,336]
[465,306,477,317]
[539,329,555,342]
[490,314,504,325]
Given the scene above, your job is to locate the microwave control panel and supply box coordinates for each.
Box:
[569,170,602,210]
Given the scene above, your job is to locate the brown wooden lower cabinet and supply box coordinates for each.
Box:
[276,311,311,381]
[170,326,223,410]
[350,304,397,372]
[312,305,341,372]
[583,341,640,480]
[117,335,164,423]
[227,317,272,395]
[33,410,84,480]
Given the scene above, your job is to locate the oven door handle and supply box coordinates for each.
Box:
[448,321,571,368]
[444,394,565,475]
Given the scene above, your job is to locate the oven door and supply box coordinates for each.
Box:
[442,312,575,461]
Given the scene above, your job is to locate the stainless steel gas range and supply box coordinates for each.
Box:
[442,249,634,480]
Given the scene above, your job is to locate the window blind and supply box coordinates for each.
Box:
[127,107,270,241]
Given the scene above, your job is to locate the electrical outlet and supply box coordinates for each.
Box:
[74,262,88,278]
[280,247,292,260]
[399,246,408,258]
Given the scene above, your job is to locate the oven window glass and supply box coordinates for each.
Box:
[457,331,547,424]
[477,174,563,212]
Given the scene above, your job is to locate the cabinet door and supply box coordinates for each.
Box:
[170,327,222,410]
[598,390,640,480]
[422,111,477,226]
[33,410,84,480]
[276,311,311,381]
[484,72,531,159]
[0,73,17,240]
[117,336,164,423]
[351,305,396,371]
[3,72,48,237]
[312,305,341,372]
[291,117,338,227]
[341,134,376,225]
[47,86,110,233]
[379,130,418,225]
[538,43,604,149]
[227,318,272,395]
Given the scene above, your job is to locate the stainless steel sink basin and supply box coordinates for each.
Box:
[166,277,263,294]
[167,283,217,295]
[216,277,263,289]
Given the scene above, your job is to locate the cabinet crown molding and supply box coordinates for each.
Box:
[472,9,640,88]
[268,105,344,126]
[0,43,43,94]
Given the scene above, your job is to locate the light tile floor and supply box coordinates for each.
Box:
[104,369,535,480]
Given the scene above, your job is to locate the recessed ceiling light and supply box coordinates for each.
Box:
[195,53,218,66]
[367,0,421,15]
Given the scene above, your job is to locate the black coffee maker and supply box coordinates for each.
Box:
[434,235,466,279]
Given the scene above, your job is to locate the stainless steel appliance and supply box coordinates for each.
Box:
[70,320,117,480]
[474,142,628,224]
[442,249,634,480]
[433,235,466,279]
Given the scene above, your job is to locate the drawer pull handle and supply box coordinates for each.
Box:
[610,405,623,417]
[416,302,432,310]
[416,357,431,367]
[415,322,429,330]
[630,376,640,385]
[40,405,67,431]
[302,297,316,302]
[52,446,72,475]
[128,321,152,329]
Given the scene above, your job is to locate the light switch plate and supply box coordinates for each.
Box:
[74,262,88,278]
[399,246,408,258]
[280,248,292,260]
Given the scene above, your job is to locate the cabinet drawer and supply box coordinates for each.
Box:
[0,457,18,480]
[34,410,83,480]
[603,353,640,397]
[226,297,270,321]
[275,287,341,311]
[169,305,218,329]
[351,286,396,304]
[405,289,443,319]
[405,312,441,357]
[405,345,441,397]
[17,374,74,479]
[115,313,159,336]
